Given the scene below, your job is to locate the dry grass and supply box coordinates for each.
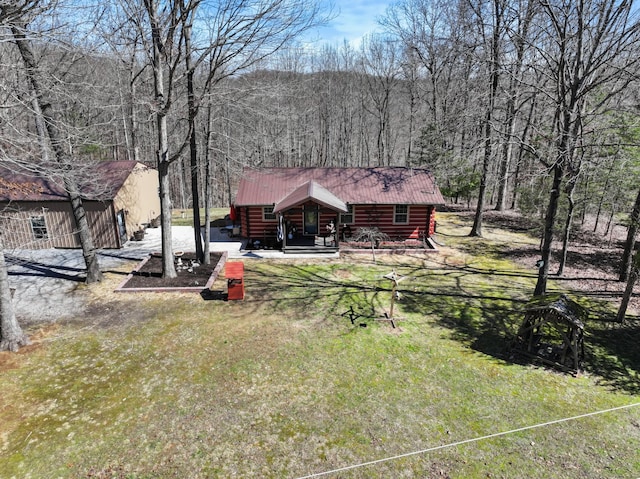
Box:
[1,213,640,478]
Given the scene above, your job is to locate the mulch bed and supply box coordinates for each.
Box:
[117,252,226,292]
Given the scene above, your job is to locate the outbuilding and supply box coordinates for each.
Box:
[0,161,160,249]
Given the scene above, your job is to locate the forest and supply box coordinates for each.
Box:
[1,0,640,341]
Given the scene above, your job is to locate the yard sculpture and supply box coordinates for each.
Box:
[376,270,407,328]
[511,295,586,373]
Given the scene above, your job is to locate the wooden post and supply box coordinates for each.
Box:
[378,270,407,327]
[389,280,397,318]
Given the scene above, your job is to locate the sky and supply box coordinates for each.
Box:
[306,0,392,47]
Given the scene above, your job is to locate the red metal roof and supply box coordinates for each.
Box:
[235,167,445,207]
[274,180,348,213]
[0,161,145,202]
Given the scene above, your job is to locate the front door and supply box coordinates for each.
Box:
[303,206,318,235]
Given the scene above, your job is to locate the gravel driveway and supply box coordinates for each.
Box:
[6,226,244,324]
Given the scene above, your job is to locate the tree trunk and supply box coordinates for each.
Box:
[202,105,213,266]
[494,111,513,212]
[534,164,564,296]
[619,187,640,282]
[145,0,177,279]
[66,180,103,282]
[557,178,577,276]
[12,24,102,283]
[32,98,49,162]
[470,0,502,237]
[158,157,177,279]
[184,20,204,262]
[593,164,612,233]
[470,138,490,237]
[0,237,30,352]
[616,250,640,323]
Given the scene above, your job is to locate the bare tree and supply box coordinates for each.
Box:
[469,0,506,237]
[383,0,468,171]
[1,0,103,283]
[112,0,326,276]
[532,0,640,296]
[351,227,390,264]
[617,248,640,322]
[9,24,103,283]
[620,183,640,282]
[494,0,538,211]
[358,34,402,167]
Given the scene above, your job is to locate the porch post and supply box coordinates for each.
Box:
[279,212,286,250]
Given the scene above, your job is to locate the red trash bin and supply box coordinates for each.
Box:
[225,262,245,300]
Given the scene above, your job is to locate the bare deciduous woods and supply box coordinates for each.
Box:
[1,0,640,313]
[10,25,104,284]
[2,1,104,285]
[111,0,326,275]
[531,0,640,295]
[382,0,640,296]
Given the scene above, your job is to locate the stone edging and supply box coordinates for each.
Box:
[114,251,228,293]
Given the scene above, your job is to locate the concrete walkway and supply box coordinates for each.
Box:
[125,225,339,260]
[122,225,246,259]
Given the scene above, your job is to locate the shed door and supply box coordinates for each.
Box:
[303,206,318,235]
[116,210,128,245]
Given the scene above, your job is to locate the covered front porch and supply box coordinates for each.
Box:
[274,180,347,255]
[282,234,339,254]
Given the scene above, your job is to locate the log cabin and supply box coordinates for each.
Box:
[233,167,445,253]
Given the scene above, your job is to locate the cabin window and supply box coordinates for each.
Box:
[263,206,277,221]
[394,205,409,224]
[30,215,48,239]
[340,205,354,224]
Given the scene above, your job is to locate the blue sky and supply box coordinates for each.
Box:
[307,0,391,47]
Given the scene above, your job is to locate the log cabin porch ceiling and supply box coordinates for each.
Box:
[273,180,348,214]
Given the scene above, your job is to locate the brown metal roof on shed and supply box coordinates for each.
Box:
[235,167,445,206]
[0,161,142,202]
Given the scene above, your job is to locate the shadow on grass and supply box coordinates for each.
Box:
[201,289,227,301]
[246,262,383,323]
[585,321,640,394]
[246,259,640,395]
[401,289,526,359]
[408,262,640,394]
[247,259,530,358]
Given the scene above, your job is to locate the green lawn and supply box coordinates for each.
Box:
[1,213,639,478]
[171,208,230,226]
